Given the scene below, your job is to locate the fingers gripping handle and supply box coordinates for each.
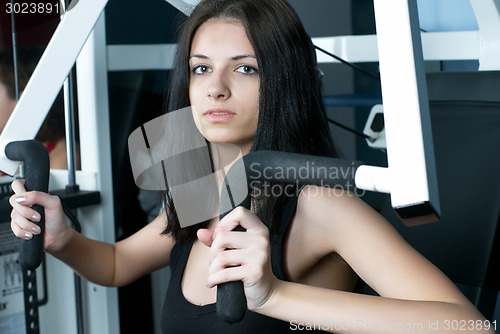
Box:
[5,140,50,270]
[216,195,251,324]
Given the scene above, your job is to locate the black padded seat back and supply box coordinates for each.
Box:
[381,71,500,318]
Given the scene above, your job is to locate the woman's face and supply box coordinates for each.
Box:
[0,82,16,134]
[189,20,259,155]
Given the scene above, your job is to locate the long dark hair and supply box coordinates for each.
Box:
[162,0,338,242]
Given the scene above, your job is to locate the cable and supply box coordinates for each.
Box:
[327,117,375,143]
[60,198,81,232]
[314,45,379,142]
[314,45,380,81]
[10,0,20,100]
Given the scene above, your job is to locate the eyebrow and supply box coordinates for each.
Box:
[189,54,256,61]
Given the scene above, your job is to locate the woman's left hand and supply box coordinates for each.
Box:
[197,206,279,311]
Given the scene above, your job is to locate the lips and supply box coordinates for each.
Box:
[203,108,236,122]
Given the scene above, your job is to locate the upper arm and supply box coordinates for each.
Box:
[113,211,175,286]
[297,186,471,305]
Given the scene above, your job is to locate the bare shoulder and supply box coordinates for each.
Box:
[285,185,377,267]
[293,185,470,304]
[294,184,424,265]
[294,185,388,252]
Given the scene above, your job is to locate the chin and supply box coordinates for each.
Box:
[202,129,234,144]
[206,137,237,146]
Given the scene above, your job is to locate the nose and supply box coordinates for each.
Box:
[207,73,230,100]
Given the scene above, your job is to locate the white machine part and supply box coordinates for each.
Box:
[313,0,500,70]
[363,104,386,151]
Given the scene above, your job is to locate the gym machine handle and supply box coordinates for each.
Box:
[216,150,361,323]
[5,140,50,270]
[216,194,250,324]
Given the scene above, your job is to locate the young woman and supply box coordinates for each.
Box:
[9,0,495,333]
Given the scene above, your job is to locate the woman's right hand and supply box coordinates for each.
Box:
[9,179,71,253]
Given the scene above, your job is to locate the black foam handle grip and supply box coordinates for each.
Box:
[216,195,251,324]
[5,140,50,270]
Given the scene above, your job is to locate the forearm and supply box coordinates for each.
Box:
[48,228,118,287]
[258,281,496,334]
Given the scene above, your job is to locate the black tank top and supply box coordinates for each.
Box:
[161,190,328,333]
